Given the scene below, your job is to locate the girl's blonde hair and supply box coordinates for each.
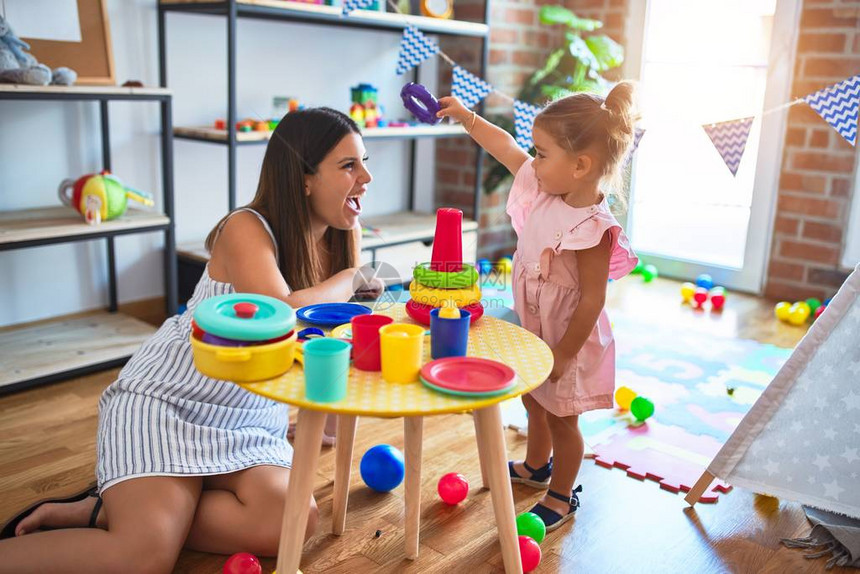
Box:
[533,81,639,211]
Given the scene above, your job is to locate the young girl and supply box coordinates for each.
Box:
[438,82,639,531]
[0,107,380,572]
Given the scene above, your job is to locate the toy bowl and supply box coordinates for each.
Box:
[190,329,297,382]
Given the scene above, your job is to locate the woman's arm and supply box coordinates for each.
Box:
[437,96,530,176]
[212,211,358,307]
[549,231,611,381]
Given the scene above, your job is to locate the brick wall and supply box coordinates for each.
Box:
[435,0,858,297]
[764,1,859,301]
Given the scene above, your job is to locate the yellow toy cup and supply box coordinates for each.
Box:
[379,323,426,383]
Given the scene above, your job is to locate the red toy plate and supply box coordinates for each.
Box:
[420,357,516,393]
[405,299,484,326]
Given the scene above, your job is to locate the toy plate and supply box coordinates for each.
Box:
[296,303,371,327]
[420,357,516,393]
[420,375,516,398]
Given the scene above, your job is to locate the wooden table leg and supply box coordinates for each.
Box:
[332,414,358,535]
[404,416,423,560]
[474,404,522,574]
[472,410,490,490]
[276,408,326,574]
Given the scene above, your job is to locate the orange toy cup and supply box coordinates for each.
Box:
[379,323,426,383]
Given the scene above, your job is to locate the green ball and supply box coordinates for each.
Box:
[630,396,655,421]
[631,261,644,275]
[805,298,821,314]
[642,264,659,283]
[516,511,546,544]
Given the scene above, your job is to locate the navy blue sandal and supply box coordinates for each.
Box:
[508,457,552,488]
[529,485,582,532]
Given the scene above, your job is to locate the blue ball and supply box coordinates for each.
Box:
[477,258,493,274]
[695,274,714,290]
[360,444,405,492]
[824,297,832,307]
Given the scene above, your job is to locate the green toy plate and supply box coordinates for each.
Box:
[193,293,296,341]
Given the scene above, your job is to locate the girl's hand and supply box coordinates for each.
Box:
[353,273,385,300]
[437,96,471,124]
[549,348,570,382]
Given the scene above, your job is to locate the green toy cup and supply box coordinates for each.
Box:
[303,338,352,403]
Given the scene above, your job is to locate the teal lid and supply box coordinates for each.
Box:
[193,293,296,341]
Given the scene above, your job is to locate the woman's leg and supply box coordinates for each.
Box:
[0,476,202,574]
[511,393,553,477]
[539,413,584,514]
[288,413,337,446]
[183,465,318,557]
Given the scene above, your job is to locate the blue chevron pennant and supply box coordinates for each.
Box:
[342,0,374,15]
[396,26,439,76]
[623,127,646,168]
[702,117,754,176]
[805,74,860,146]
[514,100,542,150]
[452,66,493,109]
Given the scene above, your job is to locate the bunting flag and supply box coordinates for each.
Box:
[514,100,542,150]
[452,66,493,109]
[805,74,860,146]
[623,127,646,168]
[341,0,374,15]
[396,26,439,76]
[702,117,754,176]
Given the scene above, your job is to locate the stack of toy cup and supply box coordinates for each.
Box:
[406,208,484,326]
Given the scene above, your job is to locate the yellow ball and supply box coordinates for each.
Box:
[788,303,810,326]
[496,257,513,273]
[795,301,811,315]
[680,282,696,303]
[615,386,637,410]
[774,301,791,321]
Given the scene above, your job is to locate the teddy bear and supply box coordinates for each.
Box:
[0,14,76,85]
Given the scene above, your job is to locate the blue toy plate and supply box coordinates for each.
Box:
[296,303,372,327]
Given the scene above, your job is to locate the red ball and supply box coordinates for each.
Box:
[693,287,708,306]
[710,293,725,310]
[437,472,469,505]
[814,305,826,320]
[223,553,261,574]
[519,535,542,573]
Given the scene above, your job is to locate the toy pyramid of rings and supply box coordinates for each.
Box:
[405,208,484,326]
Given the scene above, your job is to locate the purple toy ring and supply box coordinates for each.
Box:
[400,82,441,125]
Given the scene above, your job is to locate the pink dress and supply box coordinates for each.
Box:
[506,158,638,417]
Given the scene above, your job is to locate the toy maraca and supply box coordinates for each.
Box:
[58,171,154,225]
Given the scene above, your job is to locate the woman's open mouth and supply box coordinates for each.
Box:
[346,194,363,215]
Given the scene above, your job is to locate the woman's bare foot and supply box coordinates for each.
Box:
[15,495,106,536]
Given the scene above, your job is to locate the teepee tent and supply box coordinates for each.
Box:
[686,264,860,518]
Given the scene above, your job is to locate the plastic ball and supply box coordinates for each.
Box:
[788,303,810,326]
[614,386,637,410]
[774,301,791,321]
[518,535,542,573]
[477,258,493,274]
[680,282,696,303]
[709,285,725,294]
[437,472,469,505]
[631,261,644,275]
[695,274,714,290]
[642,264,659,283]
[794,301,811,315]
[693,287,708,306]
[223,553,262,574]
[630,396,655,422]
[814,305,826,320]
[824,297,833,306]
[806,298,822,314]
[710,292,726,311]
[497,257,513,273]
[516,512,546,544]
[360,445,405,492]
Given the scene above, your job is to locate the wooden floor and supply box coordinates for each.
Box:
[0,277,847,573]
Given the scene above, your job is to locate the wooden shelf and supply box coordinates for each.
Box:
[0,207,171,250]
[174,124,466,144]
[0,311,156,391]
[160,0,489,37]
[0,84,171,101]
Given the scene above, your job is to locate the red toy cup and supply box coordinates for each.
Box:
[351,314,394,371]
[430,208,463,272]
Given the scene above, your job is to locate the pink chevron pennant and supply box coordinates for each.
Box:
[702,117,754,176]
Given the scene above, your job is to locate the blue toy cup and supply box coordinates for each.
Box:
[302,338,352,403]
[430,307,471,359]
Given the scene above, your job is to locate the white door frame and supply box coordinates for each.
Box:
[621,0,804,294]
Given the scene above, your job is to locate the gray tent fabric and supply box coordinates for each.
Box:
[782,506,860,569]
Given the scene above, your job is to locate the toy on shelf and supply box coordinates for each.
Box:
[420,0,454,19]
[406,208,484,326]
[0,14,77,85]
[437,472,469,505]
[400,82,441,125]
[350,83,383,128]
[223,552,262,574]
[360,444,405,492]
[516,511,546,544]
[58,171,154,226]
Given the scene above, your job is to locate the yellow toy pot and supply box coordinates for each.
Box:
[190,329,297,382]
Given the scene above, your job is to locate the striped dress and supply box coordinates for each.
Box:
[96,209,293,493]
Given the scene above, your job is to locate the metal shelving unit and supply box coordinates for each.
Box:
[0,84,177,393]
